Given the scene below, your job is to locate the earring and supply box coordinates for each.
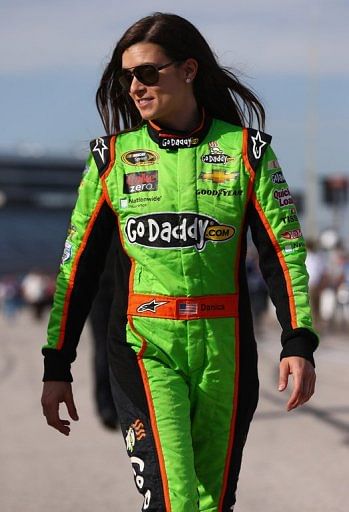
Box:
[186,77,191,83]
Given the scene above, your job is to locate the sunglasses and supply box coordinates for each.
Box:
[118,61,178,91]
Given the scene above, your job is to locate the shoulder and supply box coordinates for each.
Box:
[89,124,145,176]
[211,118,272,169]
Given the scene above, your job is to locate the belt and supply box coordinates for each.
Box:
[127,293,238,320]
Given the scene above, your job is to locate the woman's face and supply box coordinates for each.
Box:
[121,42,197,127]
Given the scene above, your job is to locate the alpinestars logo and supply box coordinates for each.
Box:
[137,299,168,313]
[125,213,235,252]
[251,131,267,159]
[92,137,108,163]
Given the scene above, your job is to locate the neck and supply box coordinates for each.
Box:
[153,100,201,132]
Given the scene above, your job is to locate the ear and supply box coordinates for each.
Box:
[182,58,198,82]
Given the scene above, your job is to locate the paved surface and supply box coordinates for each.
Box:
[0,309,348,512]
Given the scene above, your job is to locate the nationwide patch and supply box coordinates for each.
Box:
[283,241,305,254]
[124,171,158,194]
[121,150,159,166]
[199,170,239,184]
[125,212,235,252]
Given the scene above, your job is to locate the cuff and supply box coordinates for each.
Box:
[42,349,73,382]
[280,328,319,368]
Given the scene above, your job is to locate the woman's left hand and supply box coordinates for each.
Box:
[278,356,316,411]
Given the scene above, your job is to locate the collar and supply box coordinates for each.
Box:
[147,109,211,149]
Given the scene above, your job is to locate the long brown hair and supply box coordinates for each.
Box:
[96,12,265,133]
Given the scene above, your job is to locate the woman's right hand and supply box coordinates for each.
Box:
[41,381,79,436]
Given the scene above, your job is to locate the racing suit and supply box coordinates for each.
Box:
[42,114,318,512]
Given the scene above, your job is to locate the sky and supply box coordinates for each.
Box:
[1,0,349,230]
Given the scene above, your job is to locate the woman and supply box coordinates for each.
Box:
[41,12,318,512]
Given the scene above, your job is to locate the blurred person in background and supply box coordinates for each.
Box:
[21,269,53,321]
[89,238,119,430]
[246,245,269,334]
[305,239,327,330]
[40,12,318,511]
[0,274,23,320]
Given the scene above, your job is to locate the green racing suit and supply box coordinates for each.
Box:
[42,114,318,512]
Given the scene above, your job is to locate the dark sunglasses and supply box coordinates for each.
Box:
[118,61,178,91]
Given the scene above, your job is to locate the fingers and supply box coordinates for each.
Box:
[278,359,289,392]
[41,397,72,436]
[279,357,316,412]
[41,381,79,436]
[65,388,79,422]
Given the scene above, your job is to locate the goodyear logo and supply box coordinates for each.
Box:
[125,213,235,252]
[121,150,159,166]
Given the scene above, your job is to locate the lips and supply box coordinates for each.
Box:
[139,100,154,110]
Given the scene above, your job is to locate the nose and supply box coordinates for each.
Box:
[129,75,146,95]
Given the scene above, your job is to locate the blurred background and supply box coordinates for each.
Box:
[0,1,348,511]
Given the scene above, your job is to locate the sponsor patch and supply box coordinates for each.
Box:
[158,135,199,149]
[199,170,239,184]
[124,171,158,194]
[281,229,302,240]
[121,150,159,166]
[66,224,77,240]
[281,208,299,225]
[125,212,235,252]
[197,188,242,197]
[137,299,168,313]
[201,141,235,165]
[130,456,151,509]
[125,419,146,453]
[283,241,305,254]
[61,240,72,264]
[123,196,162,208]
[271,171,286,184]
[267,159,281,170]
[273,188,294,208]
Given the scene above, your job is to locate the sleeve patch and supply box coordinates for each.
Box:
[90,136,113,177]
[247,128,272,172]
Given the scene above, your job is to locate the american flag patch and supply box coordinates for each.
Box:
[178,302,198,315]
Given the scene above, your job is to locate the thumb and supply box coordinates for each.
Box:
[65,387,79,421]
[278,360,289,392]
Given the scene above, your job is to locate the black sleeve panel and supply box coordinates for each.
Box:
[247,202,318,366]
[246,128,272,171]
[90,136,115,177]
[42,201,119,381]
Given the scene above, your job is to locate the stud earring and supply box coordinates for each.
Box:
[186,77,191,83]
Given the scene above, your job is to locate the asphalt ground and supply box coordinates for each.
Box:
[0,309,348,512]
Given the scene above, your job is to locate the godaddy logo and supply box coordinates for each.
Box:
[125,213,235,252]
